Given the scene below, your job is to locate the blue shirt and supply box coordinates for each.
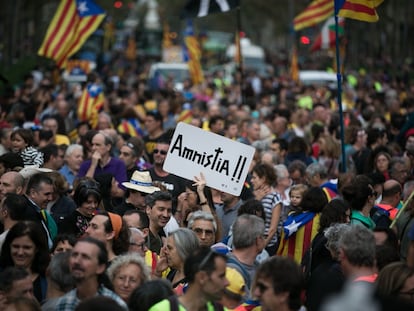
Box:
[59,165,76,188]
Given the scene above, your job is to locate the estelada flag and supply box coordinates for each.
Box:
[117,119,144,137]
[77,83,105,129]
[335,0,384,22]
[183,20,204,85]
[38,0,105,69]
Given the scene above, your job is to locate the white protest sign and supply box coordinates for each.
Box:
[163,122,255,196]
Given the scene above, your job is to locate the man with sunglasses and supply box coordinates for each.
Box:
[149,140,187,204]
[149,247,229,311]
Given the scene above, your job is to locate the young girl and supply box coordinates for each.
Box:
[280,184,308,226]
[11,128,44,167]
[288,184,308,215]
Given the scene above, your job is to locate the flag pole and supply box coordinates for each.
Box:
[334,12,346,172]
[235,6,245,106]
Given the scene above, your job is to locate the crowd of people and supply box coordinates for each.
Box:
[1,54,414,311]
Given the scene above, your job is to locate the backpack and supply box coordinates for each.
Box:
[168,295,224,311]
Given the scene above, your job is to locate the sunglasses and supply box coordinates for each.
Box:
[124,142,136,150]
[153,149,167,155]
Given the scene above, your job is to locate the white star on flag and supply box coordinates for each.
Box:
[285,220,302,236]
[89,84,99,93]
[78,1,89,14]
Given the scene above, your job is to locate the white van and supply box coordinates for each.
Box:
[299,70,338,88]
[147,63,190,91]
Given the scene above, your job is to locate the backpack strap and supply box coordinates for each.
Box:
[227,256,251,289]
[168,295,179,311]
[40,275,48,301]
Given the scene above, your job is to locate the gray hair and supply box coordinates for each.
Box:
[305,162,328,179]
[339,224,376,268]
[48,252,75,293]
[402,180,414,201]
[129,227,145,240]
[187,211,217,232]
[65,143,83,157]
[274,164,289,180]
[106,253,150,284]
[232,214,265,249]
[324,223,352,259]
[169,228,200,261]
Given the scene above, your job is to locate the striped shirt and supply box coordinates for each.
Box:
[261,192,282,247]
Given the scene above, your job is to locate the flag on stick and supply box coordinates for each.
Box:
[290,47,299,83]
[336,0,384,22]
[77,83,105,129]
[182,0,239,18]
[38,0,106,69]
[293,0,334,31]
[183,20,204,85]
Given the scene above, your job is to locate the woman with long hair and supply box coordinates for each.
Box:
[251,163,283,255]
[0,221,50,303]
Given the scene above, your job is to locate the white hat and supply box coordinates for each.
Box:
[19,165,53,179]
[122,171,160,194]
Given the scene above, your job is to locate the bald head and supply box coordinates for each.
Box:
[381,179,402,208]
[382,179,402,197]
[0,171,25,200]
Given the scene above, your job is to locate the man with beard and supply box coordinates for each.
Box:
[55,237,127,310]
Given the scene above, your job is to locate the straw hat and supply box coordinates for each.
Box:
[121,171,160,194]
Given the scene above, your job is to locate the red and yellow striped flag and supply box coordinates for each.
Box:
[337,0,384,22]
[77,84,105,129]
[293,0,334,31]
[38,0,106,69]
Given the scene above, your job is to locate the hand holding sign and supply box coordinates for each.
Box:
[193,172,206,192]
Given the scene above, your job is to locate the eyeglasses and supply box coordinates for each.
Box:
[115,275,140,285]
[153,149,167,155]
[129,241,146,251]
[371,190,379,198]
[193,228,215,237]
